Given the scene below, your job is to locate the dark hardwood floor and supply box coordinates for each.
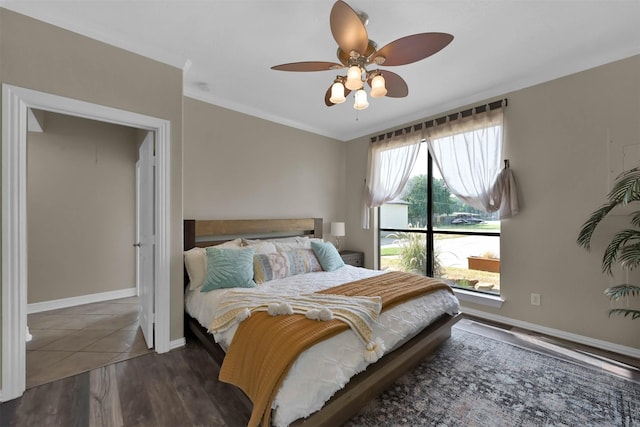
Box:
[2,316,638,427]
[1,339,252,427]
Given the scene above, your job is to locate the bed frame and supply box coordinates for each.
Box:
[183,218,460,426]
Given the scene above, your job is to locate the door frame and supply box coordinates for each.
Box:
[1,84,171,401]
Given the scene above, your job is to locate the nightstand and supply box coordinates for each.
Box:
[339,250,364,267]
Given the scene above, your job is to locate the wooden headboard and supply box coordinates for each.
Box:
[183,218,323,250]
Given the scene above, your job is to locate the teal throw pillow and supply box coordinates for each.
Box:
[311,240,345,272]
[201,246,256,292]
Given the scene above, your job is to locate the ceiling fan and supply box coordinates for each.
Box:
[271,0,453,110]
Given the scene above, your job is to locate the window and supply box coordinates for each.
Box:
[370,102,513,296]
[377,102,511,295]
[379,143,500,295]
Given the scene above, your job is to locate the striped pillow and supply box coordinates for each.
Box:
[253,249,322,284]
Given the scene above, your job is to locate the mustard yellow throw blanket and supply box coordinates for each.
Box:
[217,271,453,427]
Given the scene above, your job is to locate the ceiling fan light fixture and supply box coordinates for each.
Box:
[270,1,453,112]
[370,74,387,98]
[329,81,346,104]
[345,65,363,90]
[353,89,369,110]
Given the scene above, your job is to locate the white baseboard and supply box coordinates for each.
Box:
[27,287,137,314]
[462,307,640,359]
[169,337,186,350]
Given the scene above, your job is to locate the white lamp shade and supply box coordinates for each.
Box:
[345,66,363,90]
[353,89,369,110]
[329,81,346,104]
[370,74,387,98]
[330,222,345,237]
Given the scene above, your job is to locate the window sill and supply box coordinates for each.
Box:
[453,288,504,308]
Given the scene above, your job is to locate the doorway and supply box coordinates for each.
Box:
[23,111,153,388]
[2,84,171,401]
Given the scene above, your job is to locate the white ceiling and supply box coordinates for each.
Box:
[3,1,640,141]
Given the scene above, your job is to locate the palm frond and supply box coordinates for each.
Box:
[618,243,640,271]
[576,201,618,250]
[608,167,640,204]
[608,308,640,320]
[630,210,640,228]
[578,168,640,322]
[601,229,640,274]
[605,284,640,300]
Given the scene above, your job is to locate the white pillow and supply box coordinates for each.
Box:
[184,247,206,290]
[218,238,243,248]
[243,240,277,255]
[274,236,324,251]
[184,238,242,290]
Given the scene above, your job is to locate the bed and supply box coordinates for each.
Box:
[183,218,460,426]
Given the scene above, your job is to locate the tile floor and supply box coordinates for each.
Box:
[26,296,153,388]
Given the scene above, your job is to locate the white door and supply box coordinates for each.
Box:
[136,132,155,349]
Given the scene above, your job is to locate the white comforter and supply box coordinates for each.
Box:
[185,265,460,426]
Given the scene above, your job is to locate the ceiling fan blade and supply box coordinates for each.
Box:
[324,84,351,106]
[368,70,408,98]
[330,0,369,56]
[370,33,453,66]
[271,61,344,72]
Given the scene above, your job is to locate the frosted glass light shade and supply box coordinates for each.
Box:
[345,66,363,90]
[353,89,369,110]
[329,81,346,104]
[331,222,345,237]
[370,74,387,98]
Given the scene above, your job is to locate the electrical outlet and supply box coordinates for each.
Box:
[530,293,541,306]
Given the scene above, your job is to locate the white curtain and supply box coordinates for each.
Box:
[362,131,422,228]
[490,165,519,218]
[425,104,516,216]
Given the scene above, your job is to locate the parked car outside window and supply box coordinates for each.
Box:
[451,213,484,225]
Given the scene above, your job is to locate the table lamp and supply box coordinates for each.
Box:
[330,222,345,252]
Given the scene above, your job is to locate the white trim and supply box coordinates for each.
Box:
[454,288,505,308]
[183,59,193,74]
[1,84,172,402]
[154,120,171,355]
[27,288,137,314]
[27,108,44,133]
[169,338,186,351]
[2,84,27,401]
[462,307,640,359]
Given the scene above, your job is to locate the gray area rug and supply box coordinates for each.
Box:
[345,327,639,426]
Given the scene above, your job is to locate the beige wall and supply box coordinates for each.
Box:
[347,55,640,350]
[0,8,185,386]
[1,4,637,392]
[183,97,347,236]
[27,111,137,303]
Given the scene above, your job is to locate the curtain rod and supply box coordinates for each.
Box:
[371,98,508,143]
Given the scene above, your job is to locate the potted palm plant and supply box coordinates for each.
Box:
[577,167,640,319]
